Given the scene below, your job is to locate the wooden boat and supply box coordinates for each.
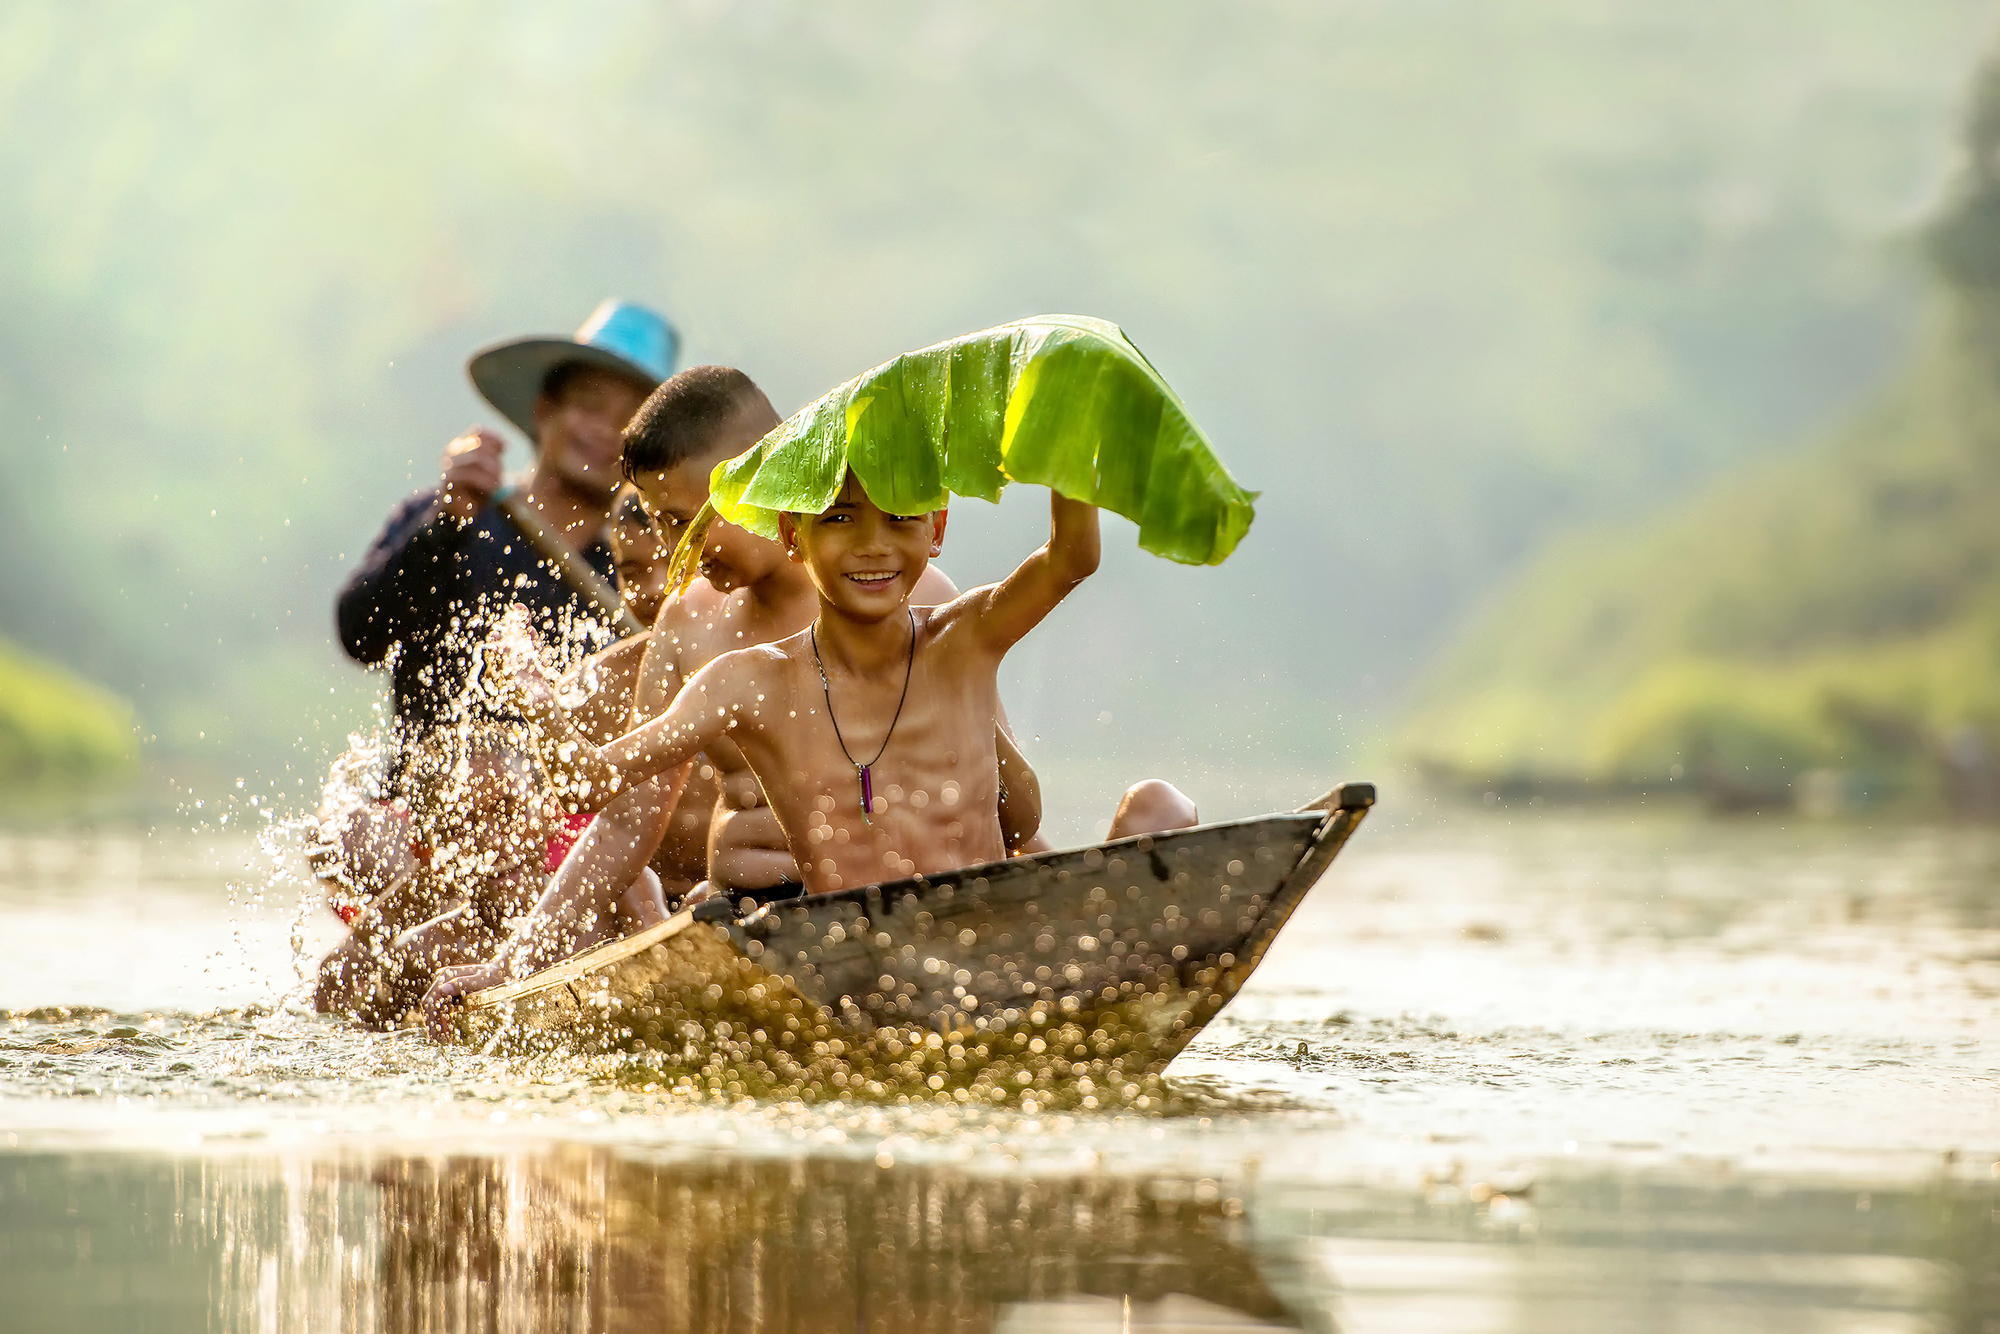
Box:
[451,782,1375,1099]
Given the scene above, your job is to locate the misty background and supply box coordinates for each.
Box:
[1,1,1990,834]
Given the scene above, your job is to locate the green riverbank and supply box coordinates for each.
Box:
[0,639,135,799]
[1398,51,2000,819]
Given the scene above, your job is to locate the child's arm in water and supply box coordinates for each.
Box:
[956,491,1101,651]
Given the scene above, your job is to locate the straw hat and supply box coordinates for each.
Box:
[466,299,679,442]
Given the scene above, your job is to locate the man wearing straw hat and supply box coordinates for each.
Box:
[327,300,677,898]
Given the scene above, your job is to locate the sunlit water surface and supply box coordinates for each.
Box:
[1,812,1995,1331]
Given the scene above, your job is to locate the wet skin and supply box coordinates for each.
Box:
[625,404,1042,889]
[562,509,672,743]
[536,478,1097,895]
[632,494,962,889]
[559,508,714,883]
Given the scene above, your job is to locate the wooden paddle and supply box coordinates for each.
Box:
[496,490,643,636]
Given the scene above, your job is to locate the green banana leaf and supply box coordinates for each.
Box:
[709,315,1256,566]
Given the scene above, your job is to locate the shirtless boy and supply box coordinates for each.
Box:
[621,369,983,892]
[559,489,672,744]
[421,370,1099,1013]
[504,474,1191,900]
[549,488,716,885]
[621,371,1045,885]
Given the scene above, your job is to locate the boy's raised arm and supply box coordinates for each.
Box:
[962,491,1101,652]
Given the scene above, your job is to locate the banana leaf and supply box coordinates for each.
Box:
[704,315,1255,568]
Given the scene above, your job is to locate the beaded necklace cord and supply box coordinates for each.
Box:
[809,607,916,823]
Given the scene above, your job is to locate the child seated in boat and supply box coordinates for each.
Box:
[612,368,1037,893]
[312,727,658,1027]
[526,368,1054,890]
[498,473,1194,896]
[538,487,719,882]
[416,372,1092,1022]
[556,487,673,743]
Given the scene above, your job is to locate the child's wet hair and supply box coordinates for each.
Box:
[622,365,767,481]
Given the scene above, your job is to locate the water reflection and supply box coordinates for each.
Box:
[5,817,1999,1330]
[3,1147,1304,1332]
[4,1145,1996,1333]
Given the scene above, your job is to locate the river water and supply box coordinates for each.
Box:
[1,809,1995,1331]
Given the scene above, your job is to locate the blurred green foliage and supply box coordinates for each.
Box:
[0,639,135,792]
[1401,45,2000,806]
[0,1,1986,798]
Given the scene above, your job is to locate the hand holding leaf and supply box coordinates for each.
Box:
[666,316,1256,594]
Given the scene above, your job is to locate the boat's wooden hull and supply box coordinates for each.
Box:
[455,783,1373,1096]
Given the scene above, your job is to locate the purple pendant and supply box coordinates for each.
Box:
[858,764,874,821]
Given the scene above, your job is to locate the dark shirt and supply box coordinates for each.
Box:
[336,489,617,742]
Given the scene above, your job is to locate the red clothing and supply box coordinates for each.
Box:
[544,811,596,872]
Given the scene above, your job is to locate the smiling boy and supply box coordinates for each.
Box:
[506,474,1192,896]
[616,372,1045,884]
[420,371,1038,1006]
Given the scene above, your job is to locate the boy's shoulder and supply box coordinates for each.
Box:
[912,563,958,604]
[912,586,988,641]
[658,579,791,637]
[694,635,797,686]
[656,578,731,622]
[649,582,732,647]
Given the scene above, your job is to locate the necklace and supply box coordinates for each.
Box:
[809,607,917,823]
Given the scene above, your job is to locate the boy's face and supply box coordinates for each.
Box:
[630,400,788,593]
[610,517,671,626]
[783,474,946,622]
[630,464,777,594]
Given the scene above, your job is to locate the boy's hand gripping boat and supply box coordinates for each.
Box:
[448,783,1374,1095]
